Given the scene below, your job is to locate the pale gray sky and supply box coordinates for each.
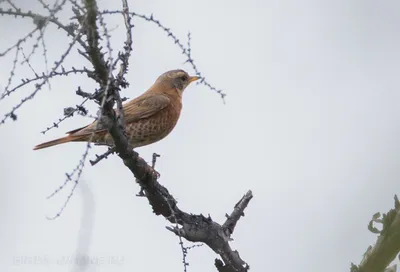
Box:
[1,0,400,271]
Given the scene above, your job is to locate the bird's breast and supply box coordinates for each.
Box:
[126,103,182,148]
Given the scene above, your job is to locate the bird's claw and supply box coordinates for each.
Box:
[152,168,161,179]
[136,187,146,197]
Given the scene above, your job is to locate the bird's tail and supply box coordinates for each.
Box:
[33,135,80,150]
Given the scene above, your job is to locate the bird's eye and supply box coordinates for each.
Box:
[180,75,188,81]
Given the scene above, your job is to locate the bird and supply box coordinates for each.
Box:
[33,69,200,150]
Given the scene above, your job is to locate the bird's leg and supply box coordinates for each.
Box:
[135,153,160,197]
[151,152,161,179]
[136,181,146,197]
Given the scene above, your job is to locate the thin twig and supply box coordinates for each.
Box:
[20,47,39,77]
[0,27,39,57]
[46,143,91,220]
[2,46,21,98]
[0,8,87,49]
[115,0,133,90]
[1,24,85,124]
[40,97,90,134]
[1,68,92,100]
[39,28,51,90]
[101,10,226,102]
[89,147,116,166]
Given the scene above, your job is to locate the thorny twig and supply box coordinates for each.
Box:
[1,68,92,100]
[0,27,39,57]
[40,97,90,134]
[20,29,45,67]
[64,104,90,117]
[83,0,109,86]
[5,0,18,10]
[46,143,91,220]
[1,24,86,124]
[1,0,67,57]
[21,48,39,77]
[39,28,51,89]
[3,45,21,98]
[69,0,85,13]
[0,8,87,47]
[165,201,190,272]
[186,243,204,251]
[145,152,191,272]
[115,0,133,90]
[89,147,116,166]
[101,10,226,102]
[82,0,116,135]
[38,0,67,17]
[47,128,103,219]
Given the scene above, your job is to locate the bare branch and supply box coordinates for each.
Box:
[69,0,85,13]
[1,68,92,100]
[1,26,85,124]
[165,206,191,272]
[165,191,252,272]
[0,27,39,57]
[223,190,253,237]
[5,0,18,10]
[20,27,45,65]
[2,45,21,97]
[46,143,91,220]
[39,28,51,90]
[101,10,226,102]
[82,0,108,85]
[89,146,115,166]
[20,47,39,77]
[40,97,90,134]
[115,0,133,89]
[0,8,87,49]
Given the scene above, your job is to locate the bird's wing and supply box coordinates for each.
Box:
[64,94,171,137]
[66,125,92,135]
[123,93,171,123]
[64,121,106,137]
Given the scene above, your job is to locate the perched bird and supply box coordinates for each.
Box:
[33,69,200,150]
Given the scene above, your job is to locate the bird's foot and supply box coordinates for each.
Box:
[136,186,146,197]
[152,168,161,179]
[150,152,161,179]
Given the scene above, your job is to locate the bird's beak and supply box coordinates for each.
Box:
[188,76,201,83]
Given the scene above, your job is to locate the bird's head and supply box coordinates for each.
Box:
[155,69,200,94]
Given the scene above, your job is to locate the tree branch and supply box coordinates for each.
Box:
[223,191,253,237]
[83,0,108,86]
[0,8,87,49]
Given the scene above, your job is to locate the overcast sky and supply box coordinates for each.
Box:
[1,0,400,272]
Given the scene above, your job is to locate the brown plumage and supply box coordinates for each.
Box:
[33,70,199,150]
